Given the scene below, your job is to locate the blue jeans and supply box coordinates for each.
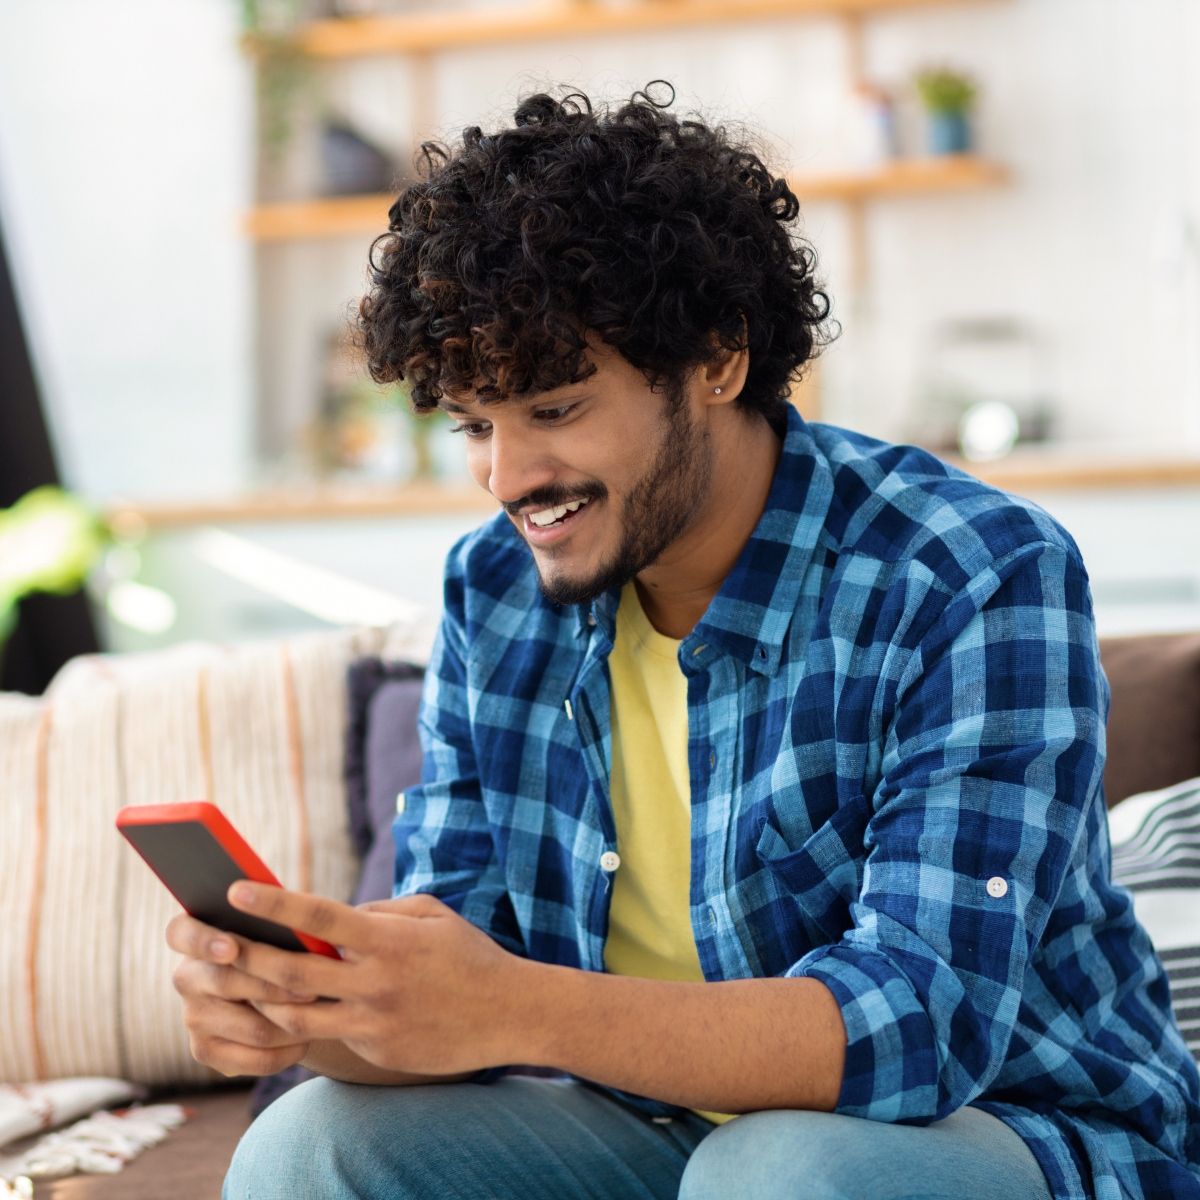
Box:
[223,1074,1053,1200]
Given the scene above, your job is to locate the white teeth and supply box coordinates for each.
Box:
[527,497,590,528]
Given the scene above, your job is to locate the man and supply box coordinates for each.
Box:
[170,83,1200,1199]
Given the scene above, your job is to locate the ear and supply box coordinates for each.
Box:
[699,342,750,408]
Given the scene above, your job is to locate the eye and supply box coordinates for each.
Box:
[448,420,490,439]
[533,403,578,423]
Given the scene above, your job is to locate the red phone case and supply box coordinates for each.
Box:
[116,801,340,958]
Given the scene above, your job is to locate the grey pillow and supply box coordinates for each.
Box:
[344,658,426,904]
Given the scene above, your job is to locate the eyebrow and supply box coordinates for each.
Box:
[438,390,591,416]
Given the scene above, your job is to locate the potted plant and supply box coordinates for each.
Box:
[915,67,977,156]
[240,0,316,193]
[0,487,108,675]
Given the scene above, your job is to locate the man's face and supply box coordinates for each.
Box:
[441,343,713,606]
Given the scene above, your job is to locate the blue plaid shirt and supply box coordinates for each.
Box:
[397,408,1200,1200]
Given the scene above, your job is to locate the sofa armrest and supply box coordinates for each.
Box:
[1099,632,1200,807]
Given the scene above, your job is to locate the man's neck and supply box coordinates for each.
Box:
[634,411,783,639]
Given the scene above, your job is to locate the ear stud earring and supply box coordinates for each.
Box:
[714,387,723,394]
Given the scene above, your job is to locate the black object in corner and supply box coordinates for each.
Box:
[0,192,100,694]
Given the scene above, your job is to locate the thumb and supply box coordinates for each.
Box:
[358,892,448,918]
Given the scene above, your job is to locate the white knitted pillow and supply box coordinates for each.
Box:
[1110,777,1200,1064]
[0,621,432,1087]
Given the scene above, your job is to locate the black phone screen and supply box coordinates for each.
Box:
[122,819,310,952]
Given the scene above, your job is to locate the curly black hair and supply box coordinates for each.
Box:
[358,81,834,429]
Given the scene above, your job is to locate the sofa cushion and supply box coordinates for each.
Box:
[250,658,427,1117]
[1099,632,1200,807]
[1109,777,1200,1064]
[0,626,404,1087]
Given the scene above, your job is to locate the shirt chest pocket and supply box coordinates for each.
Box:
[754,799,867,945]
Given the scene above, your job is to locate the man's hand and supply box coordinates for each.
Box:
[218,884,524,1077]
[167,912,314,1078]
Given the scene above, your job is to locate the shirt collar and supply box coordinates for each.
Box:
[688,407,832,675]
[575,583,620,643]
[573,408,833,673]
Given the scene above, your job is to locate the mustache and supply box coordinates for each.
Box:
[503,483,606,517]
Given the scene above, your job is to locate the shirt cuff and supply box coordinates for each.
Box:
[792,943,943,1122]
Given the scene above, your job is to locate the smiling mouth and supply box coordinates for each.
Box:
[518,495,596,546]
[525,496,592,528]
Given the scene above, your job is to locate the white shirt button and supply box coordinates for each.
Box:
[600,851,621,872]
[986,876,1008,898]
[587,613,597,627]
[651,1116,673,1124]
[395,792,406,815]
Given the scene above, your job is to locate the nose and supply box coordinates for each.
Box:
[484,424,557,508]
[475,422,554,506]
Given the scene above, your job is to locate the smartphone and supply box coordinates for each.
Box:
[116,801,340,958]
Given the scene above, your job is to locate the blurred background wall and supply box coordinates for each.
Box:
[0,0,254,501]
[2,0,1199,675]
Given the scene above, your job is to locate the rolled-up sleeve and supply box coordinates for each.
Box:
[792,542,1107,1123]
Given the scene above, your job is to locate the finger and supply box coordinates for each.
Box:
[193,1035,308,1079]
[174,957,316,1006]
[256,999,352,1043]
[209,964,316,1005]
[357,893,448,918]
[166,911,240,965]
[231,937,350,1001]
[228,882,373,951]
[183,993,310,1051]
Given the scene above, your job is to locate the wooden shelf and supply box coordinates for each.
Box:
[293,0,1000,59]
[244,194,398,242]
[245,157,1007,241]
[799,156,1008,201]
[107,452,1200,533]
[106,482,496,534]
[948,453,1200,493]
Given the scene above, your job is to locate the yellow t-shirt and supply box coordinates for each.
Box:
[603,582,735,1125]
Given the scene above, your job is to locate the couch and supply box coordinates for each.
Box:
[31,629,1200,1199]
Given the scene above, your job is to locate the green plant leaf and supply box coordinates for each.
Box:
[915,68,977,115]
[0,487,108,599]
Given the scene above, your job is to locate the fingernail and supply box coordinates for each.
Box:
[210,937,233,958]
[231,883,255,907]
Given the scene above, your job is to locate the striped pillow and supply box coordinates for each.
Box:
[1110,778,1200,1063]
[0,620,433,1088]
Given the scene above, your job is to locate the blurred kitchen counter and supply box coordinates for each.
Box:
[104,446,1200,534]
[96,445,1200,655]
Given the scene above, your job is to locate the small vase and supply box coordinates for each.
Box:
[928,111,971,156]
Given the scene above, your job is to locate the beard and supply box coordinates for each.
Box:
[533,397,712,608]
